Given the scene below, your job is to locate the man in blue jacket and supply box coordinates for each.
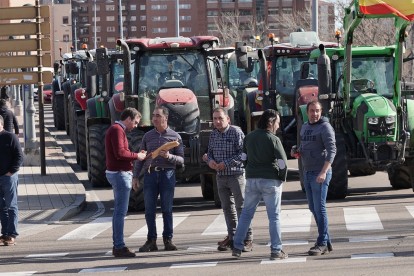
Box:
[0,115,23,246]
[292,101,336,256]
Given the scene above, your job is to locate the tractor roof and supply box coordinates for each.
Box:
[125,36,220,51]
[309,45,398,59]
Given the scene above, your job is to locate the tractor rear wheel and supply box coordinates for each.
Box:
[387,158,414,189]
[89,123,110,187]
[76,113,87,170]
[128,177,145,212]
[200,173,215,200]
[55,95,65,130]
[327,132,348,199]
[349,167,376,176]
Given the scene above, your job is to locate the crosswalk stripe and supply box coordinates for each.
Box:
[261,257,307,264]
[58,217,112,240]
[201,212,227,236]
[170,262,217,269]
[187,245,217,250]
[280,209,312,232]
[0,272,37,276]
[351,253,394,259]
[349,237,388,242]
[79,267,127,273]
[267,241,309,246]
[129,214,190,239]
[405,206,414,218]
[344,207,383,230]
[25,253,68,258]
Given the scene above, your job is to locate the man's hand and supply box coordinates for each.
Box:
[15,133,19,137]
[208,160,218,170]
[316,172,327,183]
[159,149,169,159]
[137,152,146,161]
[132,177,139,191]
[216,162,226,170]
[6,172,13,176]
[202,153,207,162]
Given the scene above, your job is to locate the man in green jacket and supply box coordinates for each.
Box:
[232,109,288,260]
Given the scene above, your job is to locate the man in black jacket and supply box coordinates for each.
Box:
[0,100,19,135]
[0,86,10,101]
[0,114,23,246]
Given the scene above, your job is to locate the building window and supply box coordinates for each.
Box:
[221,10,235,16]
[80,27,89,34]
[179,4,191,9]
[221,0,235,2]
[268,23,279,29]
[122,16,126,21]
[97,37,101,43]
[81,17,89,23]
[238,0,252,2]
[152,28,167,33]
[107,26,116,32]
[107,16,115,21]
[122,5,126,11]
[282,8,292,14]
[131,16,137,21]
[92,26,101,32]
[93,16,100,22]
[131,26,137,31]
[107,37,116,42]
[92,5,100,11]
[106,5,115,11]
[140,5,145,10]
[179,16,191,21]
[63,34,69,42]
[82,37,89,43]
[131,5,136,10]
[62,16,68,24]
[207,10,218,16]
[180,27,191,32]
[268,8,279,15]
[80,6,88,12]
[152,16,167,21]
[207,24,217,30]
[151,5,167,10]
[140,15,146,21]
[239,10,252,16]
[72,6,79,12]
[141,26,146,31]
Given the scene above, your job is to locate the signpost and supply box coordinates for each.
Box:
[0,2,51,175]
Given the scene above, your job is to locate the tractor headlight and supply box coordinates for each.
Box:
[385,116,395,124]
[367,117,379,124]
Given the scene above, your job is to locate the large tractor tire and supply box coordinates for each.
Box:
[296,114,306,192]
[89,123,110,187]
[200,173,214,199]
[327,133,348,199]
[54,95,65,130]
[129,176,145,212]
[126,128,145,154]
[387,157,414,189]
[76,113,87,170]
[349,167,376,176]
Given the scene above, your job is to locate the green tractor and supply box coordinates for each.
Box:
[297,1,414,198]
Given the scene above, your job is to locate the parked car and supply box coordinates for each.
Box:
[43,83,53,103]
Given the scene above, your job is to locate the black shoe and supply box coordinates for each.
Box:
[163,237,178,251]
[308,243,329,256]
[242,240,253,252]
[270,250,288,260]
[327,242,333,252]
[218,239,234,251]
[139,239,158,252]
[232,247,242,258]
[113,246,136,257]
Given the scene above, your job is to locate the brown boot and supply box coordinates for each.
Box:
[139,239,158,252]
[4,237,16,246]
[113,246,136,257]
[163,237,177,251]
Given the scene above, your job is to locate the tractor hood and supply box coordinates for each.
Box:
[351,93,396,119]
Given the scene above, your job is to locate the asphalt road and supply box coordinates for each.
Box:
[2,106,414,276]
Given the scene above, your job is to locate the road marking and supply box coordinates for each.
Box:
[187,245,217,250]
[58,217,112,240]
[129,214,190,239]
[349,237,388,242]
[280,209,312,232]
[0,272,37,276]
[267,241,309,246]
[170,262,217,269]
[105,251,112,256]
[343,207,383,231]
[261,257,307,264]
[405,206,414,218]
[281,199,308,202]
[351,253,394,259]
[25,253,68,258]
[79,267,127,273]
[201,212,227,236]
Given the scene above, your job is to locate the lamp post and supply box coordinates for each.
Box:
[119,0,123,40]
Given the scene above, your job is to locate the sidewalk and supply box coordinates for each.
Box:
[8,101,86,236]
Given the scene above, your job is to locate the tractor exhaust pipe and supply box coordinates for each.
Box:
[317,44,331,114]
[117,39,132,96]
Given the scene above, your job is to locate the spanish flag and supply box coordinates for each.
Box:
[360,0,414,21]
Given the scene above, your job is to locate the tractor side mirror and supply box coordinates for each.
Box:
[53,62,59,73]
[245,57,254,73]
[235,42,248,69]
[69,62,79,75]
[96,47,110,75]
[300,63,310,79]
[87,62,97,76]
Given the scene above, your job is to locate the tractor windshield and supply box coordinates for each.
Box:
[273,56,317,115]
[335,56,394,99]
[112,62,133,94]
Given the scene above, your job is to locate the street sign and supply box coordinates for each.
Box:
[0,55,51,69]
[0,5,49,20]
[0,38,51,52]
[0,71,53,85]
[0,22,50,37]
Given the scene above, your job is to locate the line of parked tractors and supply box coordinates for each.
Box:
[49,1,414,212]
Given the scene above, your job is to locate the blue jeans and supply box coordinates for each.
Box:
[234,178,283,253]
[144,169,176,240]
[304,168,332,246]
[0,173,19,238]
[106,171,133,250]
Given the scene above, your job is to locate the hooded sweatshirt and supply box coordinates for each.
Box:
[299,116,336,172]
[0,105,19,134]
